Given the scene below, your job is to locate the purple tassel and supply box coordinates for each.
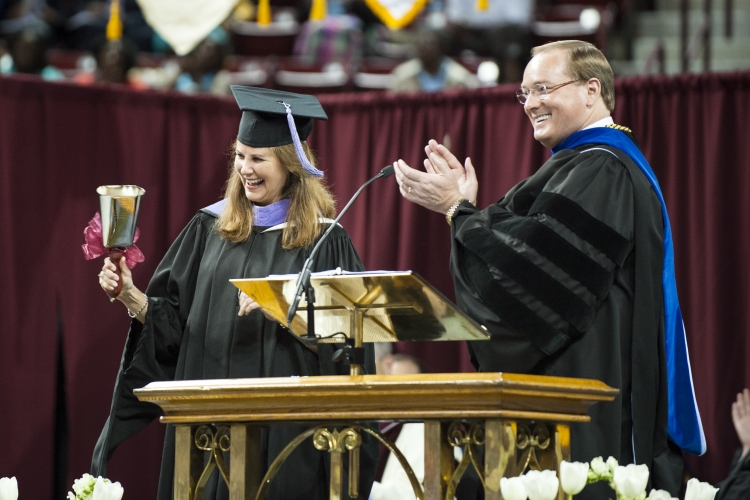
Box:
[282,102,324,178]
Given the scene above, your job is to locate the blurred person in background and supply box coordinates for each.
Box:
[0,23,63,79]
[389,353,425,375]
[0,0,19,73]
[293,14,364,65]
[389,29,477,93]
[370,353,426,500]
[443,0,533,82]
[0,0,26,37]
[0,0,58,41]
[293,0,365,65]
[72,35,146,87]
[0,36,8,71]
[374,342,394,375]
[174,27,232,95]
[715,389,750,500]
[370,354,481,500]
[43,0,153,51]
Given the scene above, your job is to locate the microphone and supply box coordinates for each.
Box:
[378,164,395,178]
[286,165,395,338]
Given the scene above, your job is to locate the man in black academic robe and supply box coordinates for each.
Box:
[394,40,703,497]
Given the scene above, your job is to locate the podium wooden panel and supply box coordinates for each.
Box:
[135,373,618,500]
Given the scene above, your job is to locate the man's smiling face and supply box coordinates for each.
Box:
[521,49,590,149]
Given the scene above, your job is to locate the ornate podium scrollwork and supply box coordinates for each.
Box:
[444,422,487,500]
[443,420,568,500]
[515,423,551,473]
[254,424,424,500]
[313,427,362,452]
[314,428,362,499]
[192,425,232,499]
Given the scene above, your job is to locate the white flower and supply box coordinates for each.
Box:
[522,470,559,500]
[590,456,608,476]
[606,456,619,472]
[92,477,124,500]
[647,489,678,500]
[500,476,528,500]
[613,464,650,499]
[68,474,121,500]
[71,473,97,499]
[0,477,18,500]
[684,478,719,500]
[560,461,588,495]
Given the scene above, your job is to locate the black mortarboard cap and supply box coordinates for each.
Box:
[231,86,328,148]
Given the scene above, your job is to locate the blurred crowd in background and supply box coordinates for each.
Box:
[0,0,550,94]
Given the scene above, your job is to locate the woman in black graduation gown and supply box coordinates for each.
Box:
[92,86,378,500]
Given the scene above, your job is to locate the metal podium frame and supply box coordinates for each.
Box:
[231,271,490,375]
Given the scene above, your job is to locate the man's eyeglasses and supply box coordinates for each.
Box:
[516,80,580,104]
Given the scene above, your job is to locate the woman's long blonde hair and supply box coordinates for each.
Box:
[216,140,336,249]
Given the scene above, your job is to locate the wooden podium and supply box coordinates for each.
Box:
[135,272,618,499]
[134,372,618,500]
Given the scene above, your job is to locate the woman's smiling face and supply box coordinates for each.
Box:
[234,141,290,206]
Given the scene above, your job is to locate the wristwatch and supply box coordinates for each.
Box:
[445,198,468,225]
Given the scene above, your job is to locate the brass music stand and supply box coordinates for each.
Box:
[231,271,490,375]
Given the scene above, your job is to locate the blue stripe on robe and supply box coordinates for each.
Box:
[553,127,706,456]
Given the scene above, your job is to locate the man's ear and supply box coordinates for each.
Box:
[585,78,602,107]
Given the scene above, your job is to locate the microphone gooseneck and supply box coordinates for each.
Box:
[285,165,395,334]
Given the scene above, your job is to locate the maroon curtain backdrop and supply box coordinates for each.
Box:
[0,71,748,498]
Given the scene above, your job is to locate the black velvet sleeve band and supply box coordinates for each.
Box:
[531,192,630,267]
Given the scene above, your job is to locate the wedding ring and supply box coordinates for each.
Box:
[407,186,413,194]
